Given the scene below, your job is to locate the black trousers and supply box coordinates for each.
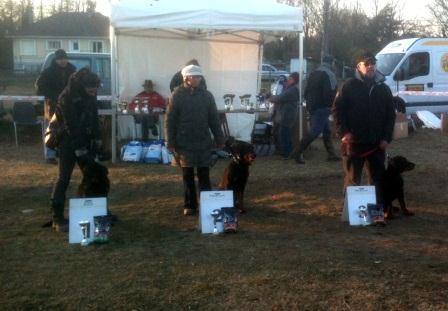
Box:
[342,144,385,202]
[182,167,211,210]
[50,139,85,217]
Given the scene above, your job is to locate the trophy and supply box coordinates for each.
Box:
[223,94,235,111]
[239,94,251,110]
[358,205,369,226]
[210,209,223,235]
[79,220,91,246]
[118,100,128,113]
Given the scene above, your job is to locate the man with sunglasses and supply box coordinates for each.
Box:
[332,51,395,197]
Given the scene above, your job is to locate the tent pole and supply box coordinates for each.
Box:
[298,32,304,141]
[111,25,118,163]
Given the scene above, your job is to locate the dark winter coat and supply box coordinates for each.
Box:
[60,89,100,151]
[166,84,224,167]
[332,71,396,144]
[36,60,76,101]
[269,84,300,128]
[304,69,337,112]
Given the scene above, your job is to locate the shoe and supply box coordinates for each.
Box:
[46,158,58,165]
[295,154,305,164]
[52,216,68,232]
[183,208,197,216]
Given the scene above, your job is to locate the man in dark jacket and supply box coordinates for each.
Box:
[166,64,224,216]
[295,55,340,164]
[268,72,300,159]
[36,49,76,163]
[332,51,395,194]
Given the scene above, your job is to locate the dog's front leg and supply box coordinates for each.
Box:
[235,190,246,214]
[398,195,414,216]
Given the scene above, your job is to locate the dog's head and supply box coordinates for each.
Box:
[80,161,110,197]
[225,137,256,165]
[387,155,415,173]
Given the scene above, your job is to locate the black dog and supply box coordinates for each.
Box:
[380,155,415,219]
[219,139,256,213]
[78,160,110,197]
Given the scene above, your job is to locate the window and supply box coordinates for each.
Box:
[19,40,36,56]
[91,41,103,53]
[399,52,430,80]
[69,40,80,52]
[47,40,62,50]
[95,58,111,79]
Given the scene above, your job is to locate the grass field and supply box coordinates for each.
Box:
[0,119,447,310]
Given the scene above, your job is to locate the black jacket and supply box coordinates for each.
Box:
[166,84,223,152]
[304,69,336,112]
[36,60,76,101]
[60,90,100,150]
[332,71,396,144]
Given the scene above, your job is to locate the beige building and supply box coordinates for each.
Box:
[10,12,110,73]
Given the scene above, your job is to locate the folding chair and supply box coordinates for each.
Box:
[251,121,274,156]
[12,102,45,155]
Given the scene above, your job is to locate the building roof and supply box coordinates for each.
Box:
[13,12,109,37]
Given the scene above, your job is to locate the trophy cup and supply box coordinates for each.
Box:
[223,94,235,111]
[358,205,369,226]
[210,209,223,235]
[79,220,91,246]
[118,100,128,113]
[239,94,251,110]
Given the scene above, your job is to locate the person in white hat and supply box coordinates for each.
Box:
[165,64,224,216]
[169,59,207,92]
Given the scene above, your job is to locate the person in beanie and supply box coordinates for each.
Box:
[332,50,395,197]
[49,68,102,232]
[166,64,224,216]
[169,59,207,92]
[266,72,300,159]
[295,55,340,164]
[36,49,76,164]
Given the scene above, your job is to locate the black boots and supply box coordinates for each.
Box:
[51,203,68,232]
[323,136,341,162]
[294,137,313,164]
[295,136,340,164]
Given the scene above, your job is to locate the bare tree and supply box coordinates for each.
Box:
[429,0,448,36]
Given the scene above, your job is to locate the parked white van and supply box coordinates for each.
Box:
[376,37,448,113]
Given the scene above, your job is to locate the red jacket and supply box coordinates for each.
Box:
[128,91,166,110]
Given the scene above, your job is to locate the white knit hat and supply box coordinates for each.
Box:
[181,64,203,77]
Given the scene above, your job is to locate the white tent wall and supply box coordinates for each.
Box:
[115,32,261,106]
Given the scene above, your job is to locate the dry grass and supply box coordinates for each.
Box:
[1,119,447,310]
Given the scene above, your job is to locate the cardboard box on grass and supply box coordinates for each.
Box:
[393,112,408,139]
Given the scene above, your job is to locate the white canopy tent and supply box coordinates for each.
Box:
[109,0,304,162]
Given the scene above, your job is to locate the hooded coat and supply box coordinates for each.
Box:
[166,84,224,167]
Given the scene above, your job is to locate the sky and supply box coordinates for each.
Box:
[37,0,432,22]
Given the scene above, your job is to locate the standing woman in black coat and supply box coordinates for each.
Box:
[50,68,101,232]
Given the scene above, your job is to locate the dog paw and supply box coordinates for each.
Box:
[384,212,394,220]
[403,210,414,216]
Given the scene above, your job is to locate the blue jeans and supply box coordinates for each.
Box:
[280,125,292,158]
[308,107,331,140]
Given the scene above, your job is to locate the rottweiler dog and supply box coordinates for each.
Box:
[219,139,256,214]
[78,160,110,198]
[380,155,415,220]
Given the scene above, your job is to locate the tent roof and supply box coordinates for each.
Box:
[110,0,303,32]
